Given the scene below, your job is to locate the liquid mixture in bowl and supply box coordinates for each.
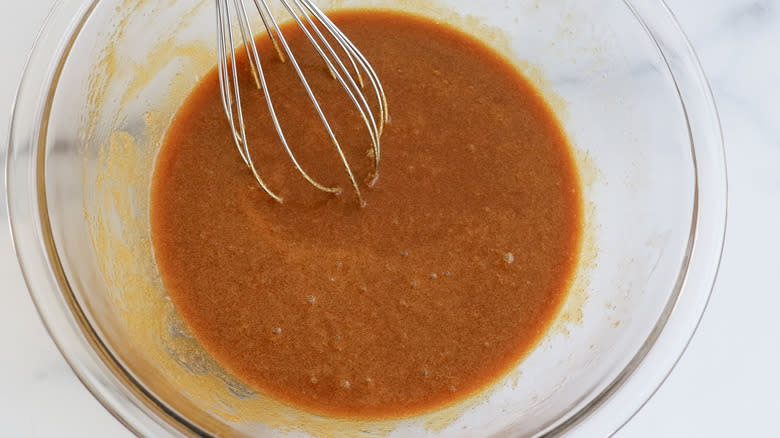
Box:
[151,10,582,419]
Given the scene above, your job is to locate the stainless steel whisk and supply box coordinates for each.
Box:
[215,0,389,205]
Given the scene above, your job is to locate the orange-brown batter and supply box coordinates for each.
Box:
[151,11,582,419]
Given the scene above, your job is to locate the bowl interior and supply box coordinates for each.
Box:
[42,0,694,436]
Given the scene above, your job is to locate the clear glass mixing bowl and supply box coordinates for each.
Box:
[6,0,726,436]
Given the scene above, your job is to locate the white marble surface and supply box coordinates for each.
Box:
[1,0,778,436]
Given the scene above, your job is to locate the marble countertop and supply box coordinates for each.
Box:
[1,0,778,436]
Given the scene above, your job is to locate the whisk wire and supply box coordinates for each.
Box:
[240,0,342,196]
[215,0,389,204]
[298,0,388,163]
[303,2,388,122]
[251,0,287,62]
[255,0,364,202]
[282,0,381,181]
[236,0,263,87]
[216,2,243,159]
[219,0,283,202]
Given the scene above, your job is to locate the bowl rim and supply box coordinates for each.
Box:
[5,0,727,437]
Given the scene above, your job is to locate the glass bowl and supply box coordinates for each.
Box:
[6,0,726,436]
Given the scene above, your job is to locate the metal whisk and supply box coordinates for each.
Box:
[215,0,389,205]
